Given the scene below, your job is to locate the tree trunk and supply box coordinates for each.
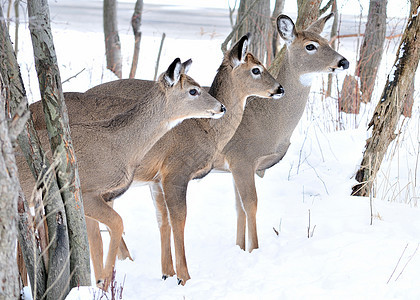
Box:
[271,0,285,56]
[326,0,338,98]
[27,0,91,291]
[296,0,322,30]
[17,192,48,299]
[0,6,49,299]
[402,79,414,117]
[234,0,273,65]
[0,73,27,300]
[352,0,420,196]
[104,0,122,78]
[129,0,143,79]
[356,0,388,103]
[340,75,361,114]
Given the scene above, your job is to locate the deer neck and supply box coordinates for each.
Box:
[277,50,313,114]
[105,90,172,161]
[199,70,248,149]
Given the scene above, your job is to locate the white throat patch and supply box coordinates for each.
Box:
[299,72,317,87]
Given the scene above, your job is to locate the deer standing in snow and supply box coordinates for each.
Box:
[214,14,349,252]
[17,58,225,289]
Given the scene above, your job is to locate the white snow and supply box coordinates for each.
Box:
[6,0,420,299]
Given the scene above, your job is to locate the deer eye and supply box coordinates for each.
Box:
[251,68,261,75]
[305,44,317,51]
[189,88,198,96]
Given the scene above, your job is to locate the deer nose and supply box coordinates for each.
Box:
[221,104,226,113]
[338,58,349,70]
[277,85,285,95]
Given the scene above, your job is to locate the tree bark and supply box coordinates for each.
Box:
[271,0,285,56]
[104,0,122,78]
[17,192,47,300]
[0,72,26,300]
[326,0,338,98]
[0,6,49,299]
[356,0,388,103]
[296,0,322,30]
[402,79,414,117]
[129,0,143,79]
[27,0,91,291]
[352,0,420,196]
[234,0,273,65]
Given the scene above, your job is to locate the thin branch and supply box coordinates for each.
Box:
[319,0,334,15]
[62,68,86,84]
[395,243,419,282]
[153,32,166,81]
[330,33,403,44]
[387,243,408,284]
[221,0,261,53]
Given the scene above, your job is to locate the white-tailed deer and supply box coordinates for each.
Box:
[130,34,284,285]
[23,34,284,286]
[214,14,349,251]
[17,58,225,289]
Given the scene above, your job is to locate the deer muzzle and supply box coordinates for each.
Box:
[270,84,285,100]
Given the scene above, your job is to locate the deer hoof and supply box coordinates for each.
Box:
[177,278,183,285]
[162,275,168,280]
[96,279,105,289]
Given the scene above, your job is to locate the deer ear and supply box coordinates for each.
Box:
[307,12,334,34]
[277,15,296,45]
[229,33,250,67]
[181,59,192,74]
[164,58,182,86]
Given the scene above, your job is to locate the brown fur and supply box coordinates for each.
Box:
[216,14,349,251]
[21,35,284,285]
[130,35,283,284]
[17,58,225,290]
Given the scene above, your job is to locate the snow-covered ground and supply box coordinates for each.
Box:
[6,0,419,299]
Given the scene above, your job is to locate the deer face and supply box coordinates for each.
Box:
[160,58,225,129]
[227,34,285,102]
[277,14,349,85]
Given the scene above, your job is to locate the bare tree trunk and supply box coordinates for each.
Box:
[129,0,143,79]
[0,73,28,300]
[402,79,414,117]
[234,0,273,65]
[271,0,285,56]
[352,0,420,196]
[221,0,260,54]
[0,6,49,299]
[340,75,361,113]
[104,0,122,78]
[296,0,322,30]
[27,0,91,291]
[14,0,19,55]
[326,0,338,98]
[17,241,28,287]
[17,192,48,300]
[356,0,388,103]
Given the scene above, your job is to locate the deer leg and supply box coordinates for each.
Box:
[117,237,133,261]
[86,217,104,285]
[107,200,133,261]
[85,193,124,290]
[231,165,259,252]
[233,181,246,250]
[149,182,175,279]
[161,177,190,285]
